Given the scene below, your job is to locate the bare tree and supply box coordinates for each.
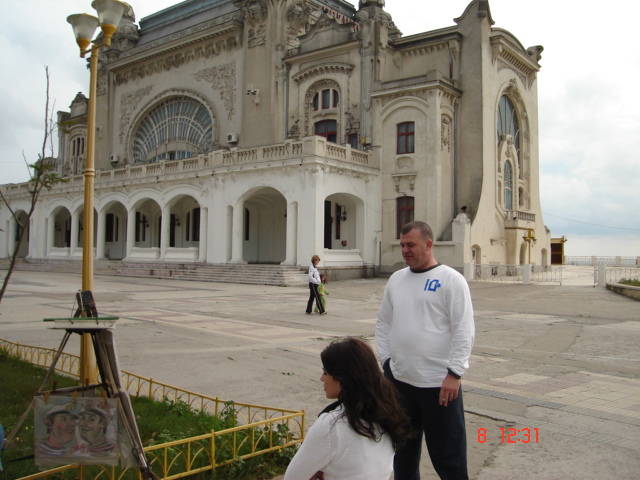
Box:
[0,66,65,303]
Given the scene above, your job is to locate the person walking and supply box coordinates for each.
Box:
[284,337,410,480]
[376,221,475,480]
[306,255,325,314]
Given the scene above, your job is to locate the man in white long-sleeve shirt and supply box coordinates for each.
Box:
[376,221,475,480]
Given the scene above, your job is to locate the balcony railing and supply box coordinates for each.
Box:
[505,210,536,222]
[2,137,374,197]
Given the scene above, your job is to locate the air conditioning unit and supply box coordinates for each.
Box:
[227,133,239,144]
[109,154,119,167]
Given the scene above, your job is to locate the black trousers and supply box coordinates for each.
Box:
[306,283,325,313]
[384,361,468,480]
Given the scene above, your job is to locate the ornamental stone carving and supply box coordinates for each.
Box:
[194,63,237,120]
[288,118,300,139]
[236,0,267,48]
[114,33,239,85]
[441,114,452,152]
[118,86,153,144]
[292,62,354,83]
[490,37,539,89]
[286,0,313,49]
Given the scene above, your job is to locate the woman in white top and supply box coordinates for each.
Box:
[284,338,410,480]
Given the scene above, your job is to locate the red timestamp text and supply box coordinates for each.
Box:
[476,427,540,444]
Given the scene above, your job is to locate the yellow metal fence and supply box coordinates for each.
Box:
[0,338,305,480]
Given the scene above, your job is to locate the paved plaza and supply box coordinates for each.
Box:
[1,268,639,479]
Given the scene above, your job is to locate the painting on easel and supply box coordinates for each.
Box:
[34,396,119,467]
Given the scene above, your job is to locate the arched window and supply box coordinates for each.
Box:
[132,96,213,163]
[504,160,513,210]
[396,196,414,239]
[497,95,520,157]
[315,120,337,143]
[312,89,339,111]
[70,136,86,174]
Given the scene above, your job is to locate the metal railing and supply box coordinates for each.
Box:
[474,264,523,282]
[120,371,301,424]
[472,264,563,284]
[19,413,303,480]
[0,340,80,377]
[531,265,563,284]
[1,338,305,480]
[566,256,640,266]
[605,266,640,284]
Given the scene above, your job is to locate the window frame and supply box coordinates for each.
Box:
[396,196,415,239]
[504,160,513,210]
[315,120,338,143]
[396,122,415,155]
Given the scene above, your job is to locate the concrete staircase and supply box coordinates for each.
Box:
[2,258,308,287]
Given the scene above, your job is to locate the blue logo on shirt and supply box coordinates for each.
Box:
[424,279,442,292]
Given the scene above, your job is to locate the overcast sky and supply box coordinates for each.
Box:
[1,0,638,256]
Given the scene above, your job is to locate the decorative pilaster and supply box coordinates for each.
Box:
[230,201,245,263]
[7,219,15,259]
[96,210,106,259]
[198,207,208,262]
[126,209,135,258]
[283,201,298,265]
[160,205,170,259]
[46,216,54,257]
[70,210,80,253]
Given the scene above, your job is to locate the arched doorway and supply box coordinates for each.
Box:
[102,201,127,260]
[132,199,161,252]
[242,187,286,264]
[167,195,200,248]
[15,210,29,258]
[76,207,98,248]
[472,244,481,265]
[323,193,361,251]
[164,194,201,261]
[52,207,71,249]
[519,242,527,265]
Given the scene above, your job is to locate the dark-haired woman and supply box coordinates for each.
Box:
[284,338,410,480]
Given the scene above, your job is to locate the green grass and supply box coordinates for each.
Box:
[0,351,295,480]
[620,278,640,287]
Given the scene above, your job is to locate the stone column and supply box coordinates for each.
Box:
[7,218,15,258]
[522,263,531,285]
[126,208,135,259]
[198,207,208,262]
[24,217,34,258]
[597,263,607,288]
[463,263,473,281]
[283,201,298,265]
[96,210,106,259]
[230,201,245,263]
[70,210,79,254]
[160,205,170,260]
[47,215,54,257]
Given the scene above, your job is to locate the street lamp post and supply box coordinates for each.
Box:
[67,0,127,386]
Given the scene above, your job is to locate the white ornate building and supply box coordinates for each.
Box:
[0,0,551,275]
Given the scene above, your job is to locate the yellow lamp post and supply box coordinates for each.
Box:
[67,0,127,386]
